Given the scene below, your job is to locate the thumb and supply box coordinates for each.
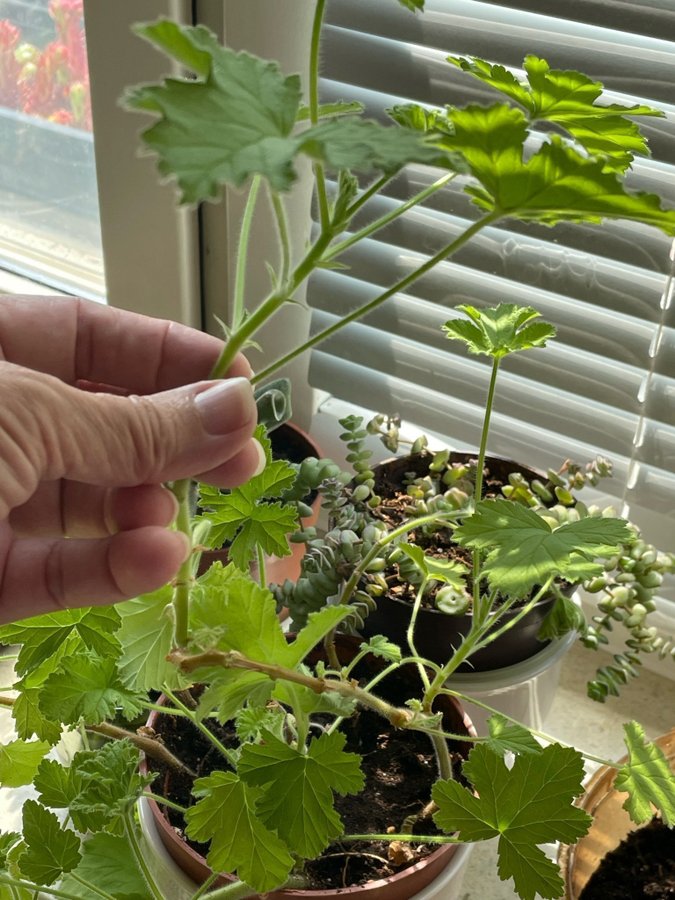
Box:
[0,363,260,515]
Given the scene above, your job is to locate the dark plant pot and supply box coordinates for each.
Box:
[361,451,564,672]
[0,106,98,222]
[197,422,322,588]
[141,635,475,898]
[559,728,675,899]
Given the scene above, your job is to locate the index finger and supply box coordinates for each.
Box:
[0,296,251,393]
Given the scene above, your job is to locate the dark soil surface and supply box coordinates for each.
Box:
[580,818,675,900]
[147,665,467,890]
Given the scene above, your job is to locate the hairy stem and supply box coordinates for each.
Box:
[88,721,196,778]
[233,175,262,330]
[170,477,193,648]
[164,688,237,768]
[124,809,165,900]
[309,0,329,229]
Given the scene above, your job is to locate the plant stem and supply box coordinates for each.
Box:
[88,721,195,777]
[143,790,188,814]
[233,175,262,330]
[253,211,501,384]
[164,688,237,768]
[271,189,292,285]
[190,871,220,900]
[255,544,267,590]
[309,0,330,230]
[407,580,431,692]
[170,477,193,647]
[0,875,93,900]
[124,809,165,900]
[324,171,458,262]
[68,873,117,900]
[471,578,554,653]
[471,354,501,619]
[169,648,414,729]
[342,832,462,844]
[203,875,308,900]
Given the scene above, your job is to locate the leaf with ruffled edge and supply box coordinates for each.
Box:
[615,721,675,826]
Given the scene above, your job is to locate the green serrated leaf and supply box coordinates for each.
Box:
[538,594,587,641]
[235,705,287,744]
[443,104,675,234]
[433,743,591,900]
[186,771,293,893]
[454,499,631,596]
[0,608,120,679]
[0,832,21,869]
[38,655,144,726]
[239,729,364,859]
[60,833,150,900]
[197,672,273,725]
[361,635,402,663]
[286,606,358,667]
[197,426,299,569]
[126,22,303,200]
[19,800,81,886]
[615,721,675,826]
[449,54,662,171]
[116,586,189,692]
[443,303,555,359]
[398,543,468,588]
[486,715,543,757]
[0,739,50,788]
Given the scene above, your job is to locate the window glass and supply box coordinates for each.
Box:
[0,0,104,298]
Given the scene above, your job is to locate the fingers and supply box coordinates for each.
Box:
[0,528,190,624]
[0,364,262,518]
[0,296,251,390]
[9,482,179,538]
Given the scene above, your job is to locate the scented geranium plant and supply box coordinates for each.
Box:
[0,1,675,898]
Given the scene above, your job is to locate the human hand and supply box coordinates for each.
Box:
[0,296,263,623]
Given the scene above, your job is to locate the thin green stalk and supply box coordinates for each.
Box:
[68,873,117,900]
[170,477,193,648]
[309,0,330,229]
[190,871,220,900]
[0,875,96,900]
[343,172,393,219]
[439,687,616,767]
[232,175,262,329]
[164,688,237,768]
[407,580,431,692]
[141,700,189,717]
[472,578,554,653]
[255,544,267,590]
[78,720,90,751]
[270,189,291,284]
[472,354,501,619]
[254,211,501,384]
[144,790,188,814]
[325,171,458,262]
[343,832,462,844]
[124,809,164,900]
[204,875,307,900]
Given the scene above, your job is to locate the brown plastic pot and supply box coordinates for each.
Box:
[141,635,475,898]
[197,422,322,586]
[360,451,565,672]
[559,728,675,899]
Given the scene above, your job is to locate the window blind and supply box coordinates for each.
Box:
[307,0,675,570]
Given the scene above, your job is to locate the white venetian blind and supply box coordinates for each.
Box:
[307,0,675,562]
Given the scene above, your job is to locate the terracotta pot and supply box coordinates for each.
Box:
[559,728,675,898]
[141,635,476,898]
[361,451,567,671]
[197,422,322,586]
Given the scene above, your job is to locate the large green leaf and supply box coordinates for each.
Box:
[185,771,293,893]
[0,740,50,788]
[486,715,543,758]
[443,303,555,360]
[38,655,145,726]
[448,55,662,171]
[454,500,632,596]
[433,743,591,900]
[0,608,120,679]
[126,22,303,200]
[444,104,675,234]
[116,586,189,692]
[238,729,364,859]
[614,721,675,826]
[60,833,150,900]
[19,801,81,886]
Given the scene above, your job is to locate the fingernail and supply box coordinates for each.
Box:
[194,378,256,435]
[251,438,266,476]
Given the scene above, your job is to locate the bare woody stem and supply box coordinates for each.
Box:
[88,722,196,778]
[168,649,413,729]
